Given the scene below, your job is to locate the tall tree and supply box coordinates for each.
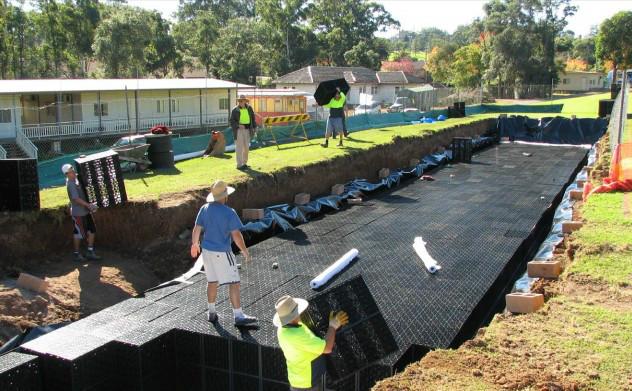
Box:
[426,44,457,84]
[178,0,254,21]
[144,12,177,77]
[450,43,484,88]
[173,10,219,76]
[308,0,398,67]
[93,6,153,77]
[208,18,270,83]
[596,11,632,83]
[482,0,575,97]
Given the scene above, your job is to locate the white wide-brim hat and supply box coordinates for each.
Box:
[206,180,235,202]
[273,295,309,327]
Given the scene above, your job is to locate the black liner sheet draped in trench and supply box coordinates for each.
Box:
[497,116,607,145]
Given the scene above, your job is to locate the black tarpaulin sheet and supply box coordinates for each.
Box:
[497,116,607,145]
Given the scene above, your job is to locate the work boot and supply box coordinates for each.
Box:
[338,140,343,147]
[73,252,86,262]
[320,140,328,148]
[234,313,258,326]
[86,250,101,261]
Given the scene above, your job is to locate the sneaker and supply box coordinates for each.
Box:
[207,311,218,323]
[86,250,101,261]
[234,314,258,326]
[73,252,86,262]
[321,140,328,148]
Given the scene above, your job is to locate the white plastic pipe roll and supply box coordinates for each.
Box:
[310,249,359,289]
[413,237,442,274]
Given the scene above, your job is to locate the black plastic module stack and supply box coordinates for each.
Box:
[450,137,473,163]
[0,158,40,212]
[1,143,590,391]
[0,352,41,390]
[74,150,127,208]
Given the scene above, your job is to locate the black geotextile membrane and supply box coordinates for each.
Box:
[5,143,587,391]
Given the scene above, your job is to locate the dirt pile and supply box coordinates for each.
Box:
[0,251,159,346]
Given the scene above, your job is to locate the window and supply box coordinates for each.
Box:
[0,109,11,123]
[93,103,108,116]
[358,86,366,94]
[562,78,569,85]
[157,99,179,113]
[219,98,230,110]
[395,87,401,93]
[371,86,378,95]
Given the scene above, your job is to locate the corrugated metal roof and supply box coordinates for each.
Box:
[0,78,251,94]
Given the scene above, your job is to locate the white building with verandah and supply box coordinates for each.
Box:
[0,78,248,159]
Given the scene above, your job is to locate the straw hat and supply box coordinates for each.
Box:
[206,180,235,202]
[273,295,309,327]
[237,94,249,102]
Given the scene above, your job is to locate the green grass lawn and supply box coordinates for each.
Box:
[534,92,610,117]
[40,91,611,210]
[40,115,495,209]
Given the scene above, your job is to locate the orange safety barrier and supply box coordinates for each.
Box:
[585,142,632,199]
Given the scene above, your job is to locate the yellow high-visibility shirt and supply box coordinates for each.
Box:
[239,108,250,125]
[324,91,346,109]
[277,323,326,388]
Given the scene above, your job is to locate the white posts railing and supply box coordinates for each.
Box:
[0,144,6,159]
[21,113,229,140]
[16,128,38,159]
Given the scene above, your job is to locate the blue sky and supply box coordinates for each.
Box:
[122,0,631,37]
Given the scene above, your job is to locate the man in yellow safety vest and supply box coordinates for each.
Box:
[321,88,346,148]
[274,295,349,391]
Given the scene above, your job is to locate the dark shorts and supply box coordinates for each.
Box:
[72,214,96,239]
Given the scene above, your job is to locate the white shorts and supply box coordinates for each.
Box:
[202,249,240,286]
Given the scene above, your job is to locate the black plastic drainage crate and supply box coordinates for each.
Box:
[451,137,473,163]
[0,352,42,391]
[75,150,127,208]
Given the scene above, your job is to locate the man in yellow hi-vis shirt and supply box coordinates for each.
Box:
[229,95,257,169]
[321,87,346,148]
[274,295,349,391]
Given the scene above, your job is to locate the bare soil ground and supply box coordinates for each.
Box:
[0,251,160,346]
[374,271,632,391]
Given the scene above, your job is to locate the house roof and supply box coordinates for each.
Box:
[0,78,250,94]
[273,66,381,84]
[561,71,604,76]
[273,66,426,85]
[238,88,309,97]
[376,71,425,84]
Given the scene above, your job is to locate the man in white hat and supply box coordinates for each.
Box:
[62,163,100,262]
[274,295,349,390]
[190,180,257,326]
[229,95,257,170]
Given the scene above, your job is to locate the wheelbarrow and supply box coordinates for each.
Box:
[111,143,152,172]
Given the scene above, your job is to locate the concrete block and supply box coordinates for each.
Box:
[378,168,390,179]
[17,273,49,294]
[527,260,562,279]
[294,193,310,205]
[506,292,544,314]
[242,208,264,220]
[347,198,363,205]
[569,189,583,201]
[562,221,583,233]
[409,158,420,167]
[331,184,345,196]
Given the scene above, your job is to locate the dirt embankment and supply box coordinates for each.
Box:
[0,119,494,278]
